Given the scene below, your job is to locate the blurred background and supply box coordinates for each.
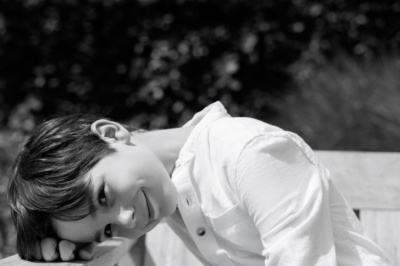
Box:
[0,0,399,258]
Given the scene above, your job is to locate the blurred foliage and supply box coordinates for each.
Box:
[278,54,400,152]
[303,1,400,59]
[0,0,398,131]
[0,0,307,130]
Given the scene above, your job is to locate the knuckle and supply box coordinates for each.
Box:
[41,238,59,261]
[59,240,76,261]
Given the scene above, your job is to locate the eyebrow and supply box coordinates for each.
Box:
[88,210,102,243]
[95,229,101,243]
[90,210,102,242]
[89,173,103,243]
[89,209,102,243]
[89,173,99,208]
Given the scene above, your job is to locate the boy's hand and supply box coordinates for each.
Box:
[38,237,95,261]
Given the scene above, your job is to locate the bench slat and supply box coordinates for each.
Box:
[316,151,400,210]
[360,210,400,265]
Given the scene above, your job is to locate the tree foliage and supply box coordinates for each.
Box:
[0,0,399,130]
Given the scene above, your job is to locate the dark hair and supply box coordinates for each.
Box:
[8,114,118,260]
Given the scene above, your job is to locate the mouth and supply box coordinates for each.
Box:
[142,190,152,221]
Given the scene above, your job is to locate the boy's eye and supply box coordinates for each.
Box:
[105,224,112,238]
[98,184,107,206]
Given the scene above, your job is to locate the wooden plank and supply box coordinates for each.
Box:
[144,222,203,266]
[0,238,136,266]
[315,151,400,210]
[360,210,400,265]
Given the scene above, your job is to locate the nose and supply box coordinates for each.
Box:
[117,206,136,229]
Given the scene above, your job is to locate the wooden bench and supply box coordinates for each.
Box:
[1,151,399,266]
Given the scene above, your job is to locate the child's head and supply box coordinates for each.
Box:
[8,114,116,260]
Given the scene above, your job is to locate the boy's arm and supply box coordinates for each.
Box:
[234,132,389,265]
[235,132,335,265]
[38,237,95,261]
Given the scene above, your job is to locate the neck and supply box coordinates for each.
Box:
[132,127,194,175]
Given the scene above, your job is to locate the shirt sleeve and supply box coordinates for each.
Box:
[234,132,336,266]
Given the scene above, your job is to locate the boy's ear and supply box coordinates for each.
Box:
[90,119,131,144]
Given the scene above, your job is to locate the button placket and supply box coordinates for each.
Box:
[177,190,223,265]
[172,155,233,265]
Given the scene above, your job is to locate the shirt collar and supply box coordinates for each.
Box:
[173,101,230,171]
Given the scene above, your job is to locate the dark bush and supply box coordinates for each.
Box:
[0,0,319,129]
[0,0,398,130]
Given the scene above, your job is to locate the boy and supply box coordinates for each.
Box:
[8,102,390,265]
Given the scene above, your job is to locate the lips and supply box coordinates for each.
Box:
[142,190,152,222]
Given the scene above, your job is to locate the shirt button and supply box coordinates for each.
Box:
[185,197,191,206]
[196,227,206,236]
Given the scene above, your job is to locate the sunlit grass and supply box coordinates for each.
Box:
[277,54,400,151]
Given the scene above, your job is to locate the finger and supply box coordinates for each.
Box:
[59,240,76,261]
[41,238,59,261]
[78,242,96,260]
[32,240,43,261]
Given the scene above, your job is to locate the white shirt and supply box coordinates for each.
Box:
[165,102,390,266]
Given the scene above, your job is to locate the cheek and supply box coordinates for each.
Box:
[111,170,141,196]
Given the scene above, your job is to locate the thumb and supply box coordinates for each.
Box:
[78,242,96,260]
[59,240,76,261]
[41,237,59,261]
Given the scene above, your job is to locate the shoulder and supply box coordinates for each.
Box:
[199,116,284,146]
[192,115,288,177]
